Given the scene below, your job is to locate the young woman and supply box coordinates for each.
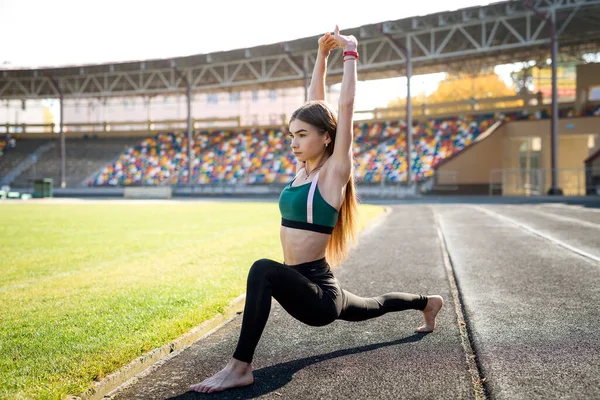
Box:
[190,26,444,394]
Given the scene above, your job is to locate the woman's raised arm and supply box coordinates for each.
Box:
[330,25,358,174]
[308,32,337,101]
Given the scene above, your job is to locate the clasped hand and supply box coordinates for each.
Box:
[318,25,358,57]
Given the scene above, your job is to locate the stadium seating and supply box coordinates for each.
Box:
[187,128,288,185]
[586,103,600,116]
[92,113,498,185]
[7,138,140,188]
[72,104,600,187]
[0,135,16,156]
[0,138,53,187]
[352,114,496,182]
[94,131,236,186]
[496,104,600,122]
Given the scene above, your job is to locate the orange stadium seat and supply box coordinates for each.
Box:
[0,135,16,157]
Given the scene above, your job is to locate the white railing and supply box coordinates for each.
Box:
[489,167,600,196]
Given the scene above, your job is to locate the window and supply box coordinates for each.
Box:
[269,113,280,125]
[268,89,277,101]
[207,93,219,104]
[252,91,259,102]
[590,86,600,101]
[230,92,240,103]
[588,134,596,150]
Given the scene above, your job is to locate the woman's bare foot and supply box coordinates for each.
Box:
[415,295,444,333]
[189,358,254,393]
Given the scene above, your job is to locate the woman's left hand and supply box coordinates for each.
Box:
[333,25,358,51]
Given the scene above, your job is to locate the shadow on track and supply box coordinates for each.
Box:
[171,333,428,399]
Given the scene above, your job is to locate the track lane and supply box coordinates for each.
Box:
[436,204,600,399]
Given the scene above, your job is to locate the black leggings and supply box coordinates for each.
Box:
[233,258,428,363]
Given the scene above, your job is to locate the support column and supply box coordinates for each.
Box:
[173,66,195,186]
[47,76,66,188]
[525,1,562,195]
[405,37,413,186]
[303,54,309,102]
[146,96,152,122]
[59,91,66,188]
[186,82,193,186]
[548,9,563,195]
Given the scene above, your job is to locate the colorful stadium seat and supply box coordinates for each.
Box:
[91,105,599,186]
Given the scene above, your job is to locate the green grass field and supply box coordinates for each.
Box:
[0,200,384,400]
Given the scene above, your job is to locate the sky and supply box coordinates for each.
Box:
[0,0,499,110]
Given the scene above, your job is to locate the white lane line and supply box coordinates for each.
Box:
[541,203,600,214]
[472,205,600,264]
[519,206,600,231]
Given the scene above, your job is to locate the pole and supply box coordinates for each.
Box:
[405,37,413,186]
[303,55,309,102]
[523,1,562,195]
[548,10,562,195]
[187,81,193,186]
[47,76,66,188]
[173,66,194,186]
[59,91,66,188]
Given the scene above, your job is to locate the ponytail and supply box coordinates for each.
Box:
[326,173,359,267]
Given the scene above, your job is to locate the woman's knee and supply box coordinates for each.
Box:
[292,303,339,327]
[307,311,338,327]
[248,258,277,281]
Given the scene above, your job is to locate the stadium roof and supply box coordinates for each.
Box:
[1,0,600,100]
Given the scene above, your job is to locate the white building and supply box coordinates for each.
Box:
[2,99,52,128]
[60,86,341,128]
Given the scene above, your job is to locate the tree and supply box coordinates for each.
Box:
[386,73,520,117]
[378,93,428,119]
[511,65,536,95]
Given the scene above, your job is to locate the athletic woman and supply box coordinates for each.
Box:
[190,25,444,394]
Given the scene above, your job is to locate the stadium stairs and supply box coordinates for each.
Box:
[9,138,142,189]
[0,139,54,187]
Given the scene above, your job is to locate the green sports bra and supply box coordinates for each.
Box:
[278,169,339,234]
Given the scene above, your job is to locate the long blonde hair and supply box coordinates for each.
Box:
[290,100,359,267]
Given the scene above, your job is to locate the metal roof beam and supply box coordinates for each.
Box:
[1,0,600,100]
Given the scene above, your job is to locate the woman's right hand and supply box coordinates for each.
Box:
[333,25,357,51]
[318,32,338,57]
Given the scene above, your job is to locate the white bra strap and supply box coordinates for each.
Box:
[306,170,320,224]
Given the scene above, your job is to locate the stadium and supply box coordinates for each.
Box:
[1,0,600,399]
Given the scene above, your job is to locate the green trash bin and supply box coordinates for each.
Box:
[33,178,53,198]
